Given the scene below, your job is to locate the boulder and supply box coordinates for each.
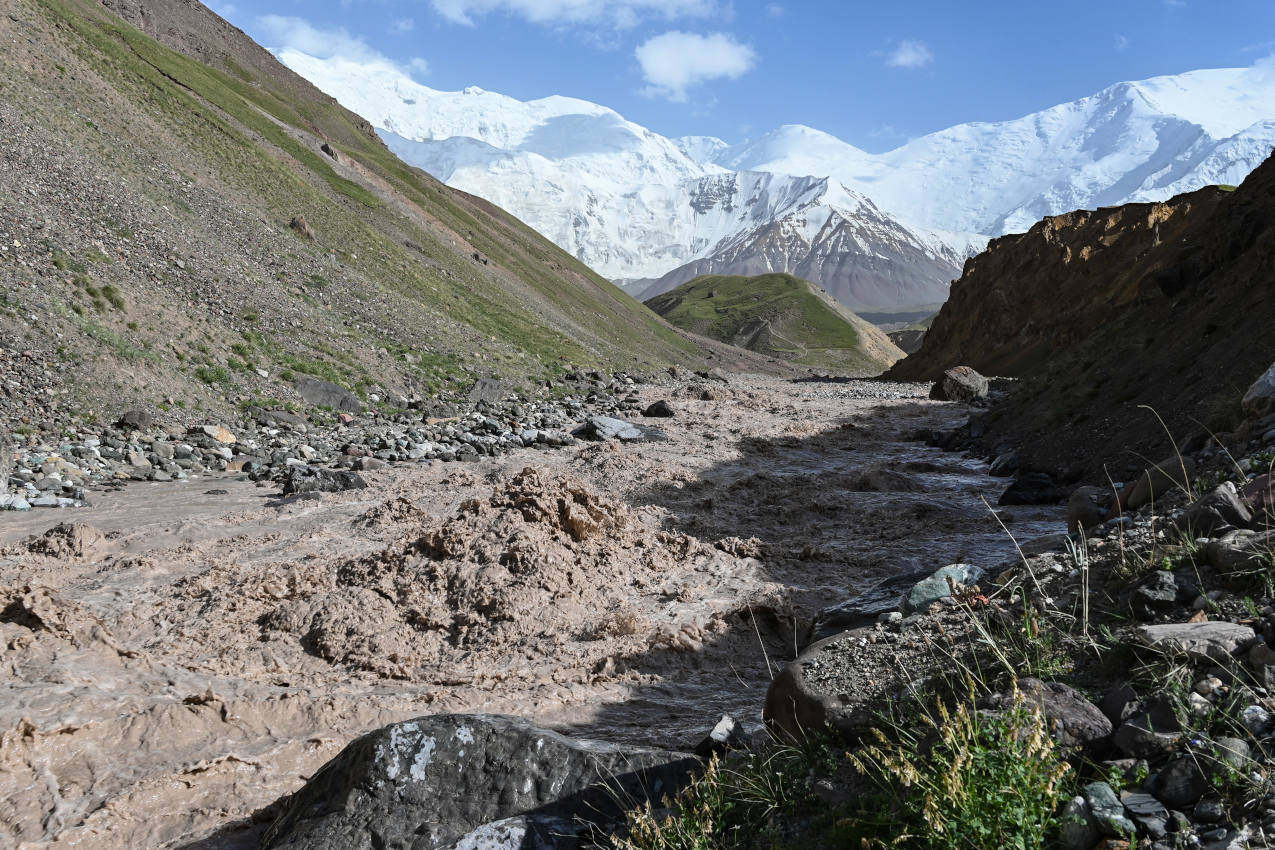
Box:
[293,376,362,414]
[1175,482,1253,537]
[1067,485,1110,533]
[1241,473,1274,515]
[1137,622,1256,663]
[260,714,696,850]
[1206,530,1275,573]
[999,472,1065,506]
[808,574,921,643]
[197,424,236,445]
[114,409,153,431]
[467,378,503,404]
[1130,571,1179,620]
[1082,781,1134,837]
[928,366,989,403]
[1126,457,1195,510]
[694,714,748,758]
[1242,361,1275,417]
[641,400,675,418]
[902,563,983,614]
[573,416,666,443]
[281,467,368,496]
[982,679,1111,748]
[1059,796,1100,850]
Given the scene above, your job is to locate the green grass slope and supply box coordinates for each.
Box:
[644,273,904,374]
[0,0,766,430]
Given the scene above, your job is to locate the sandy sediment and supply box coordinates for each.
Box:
[0,379,1058,848]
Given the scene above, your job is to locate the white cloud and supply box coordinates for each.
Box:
[636,30,755,102]
[392,17,416,33]
[431,0,715,29]
[885,39,933,69]
[1114,33,1130,50]
[765,3,785,16]
[255,15,428,77]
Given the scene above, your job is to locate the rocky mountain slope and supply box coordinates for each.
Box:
[279,50,1273,312]
[0,0,765,434]
[890,149,1275,480]
[644,273,903,373]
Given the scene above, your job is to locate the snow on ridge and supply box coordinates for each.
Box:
[277,46,1273,301]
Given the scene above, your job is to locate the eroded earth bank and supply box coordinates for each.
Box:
[0,377,1058,849]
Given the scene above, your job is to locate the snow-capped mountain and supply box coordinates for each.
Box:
[276,49,1275,311]
[712,67,1275,236]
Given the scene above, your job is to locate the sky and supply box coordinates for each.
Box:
[209,0,1275,152]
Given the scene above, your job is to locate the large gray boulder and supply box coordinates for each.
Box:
[1175,482,1253,537]
[261,714,697,850]
[293,375,362,413]
[928,366,989,403]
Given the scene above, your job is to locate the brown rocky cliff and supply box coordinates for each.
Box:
[892,150,1275,480]
[888,186,1227,380]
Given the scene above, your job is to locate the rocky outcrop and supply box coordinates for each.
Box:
[261,714,697,849]
[890,151,1275,480]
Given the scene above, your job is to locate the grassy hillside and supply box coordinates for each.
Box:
[644,273,903,374]
[0,0,763,431]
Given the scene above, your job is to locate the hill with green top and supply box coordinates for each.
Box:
[0,0,769,431]
[644,273,904,374]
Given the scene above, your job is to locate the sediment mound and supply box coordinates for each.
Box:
[261,467,751,679]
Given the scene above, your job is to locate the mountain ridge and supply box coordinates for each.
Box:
[273,50,1275,313]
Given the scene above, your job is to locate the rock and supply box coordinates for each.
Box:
[573,416,666,443]
[641,400,675,418]
[114,409,153,431]
[289,214,316,240]
[1122,792,1169,840]
[694,714,748,758]
[809,575,919,643]
[1127,457,1196,510]
[1241,473,1274,515]
[1083,781,1135,837]
[1131,571,1180,620]
[198,424,236,445]
[0,494,31,511]
[1242,361,1275,417]
[1154,757,1208,808]
[293,375,361,414]
[1112,714,1181,760]
[999,472,1065,505]
[260,714,696,850]
[1068,485,1110,532]
[1020,533,1073,556]
[281,467,368,496]
[1137,622,1256,663]
[902,563,982,614]
[1206,530,1275,574]
[467,378,503,404]
[1100,684,1139,727]
[983,679,1111,748]
[24,522,106,560]
[928,366,989,403]
[1060,796,1101,850]
[988,449,1020,477]
[1176,483,1253,537]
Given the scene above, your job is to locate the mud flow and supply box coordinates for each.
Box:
[0,379,1059,849]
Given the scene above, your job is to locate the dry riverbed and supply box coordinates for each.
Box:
[0,378,1059,849]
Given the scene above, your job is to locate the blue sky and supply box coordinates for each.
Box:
[211,0,1275,152]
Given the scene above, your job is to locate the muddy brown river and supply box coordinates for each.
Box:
[0,378,1059,848]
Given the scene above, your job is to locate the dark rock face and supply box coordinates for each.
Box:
[642,400,675,418]
[293,376,361,414]
[928,366,989,402]
[260,714,698,850]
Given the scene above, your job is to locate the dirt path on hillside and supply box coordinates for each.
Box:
[0,379,1060,849]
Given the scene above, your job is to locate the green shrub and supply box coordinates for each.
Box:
[847,685,1071,850]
